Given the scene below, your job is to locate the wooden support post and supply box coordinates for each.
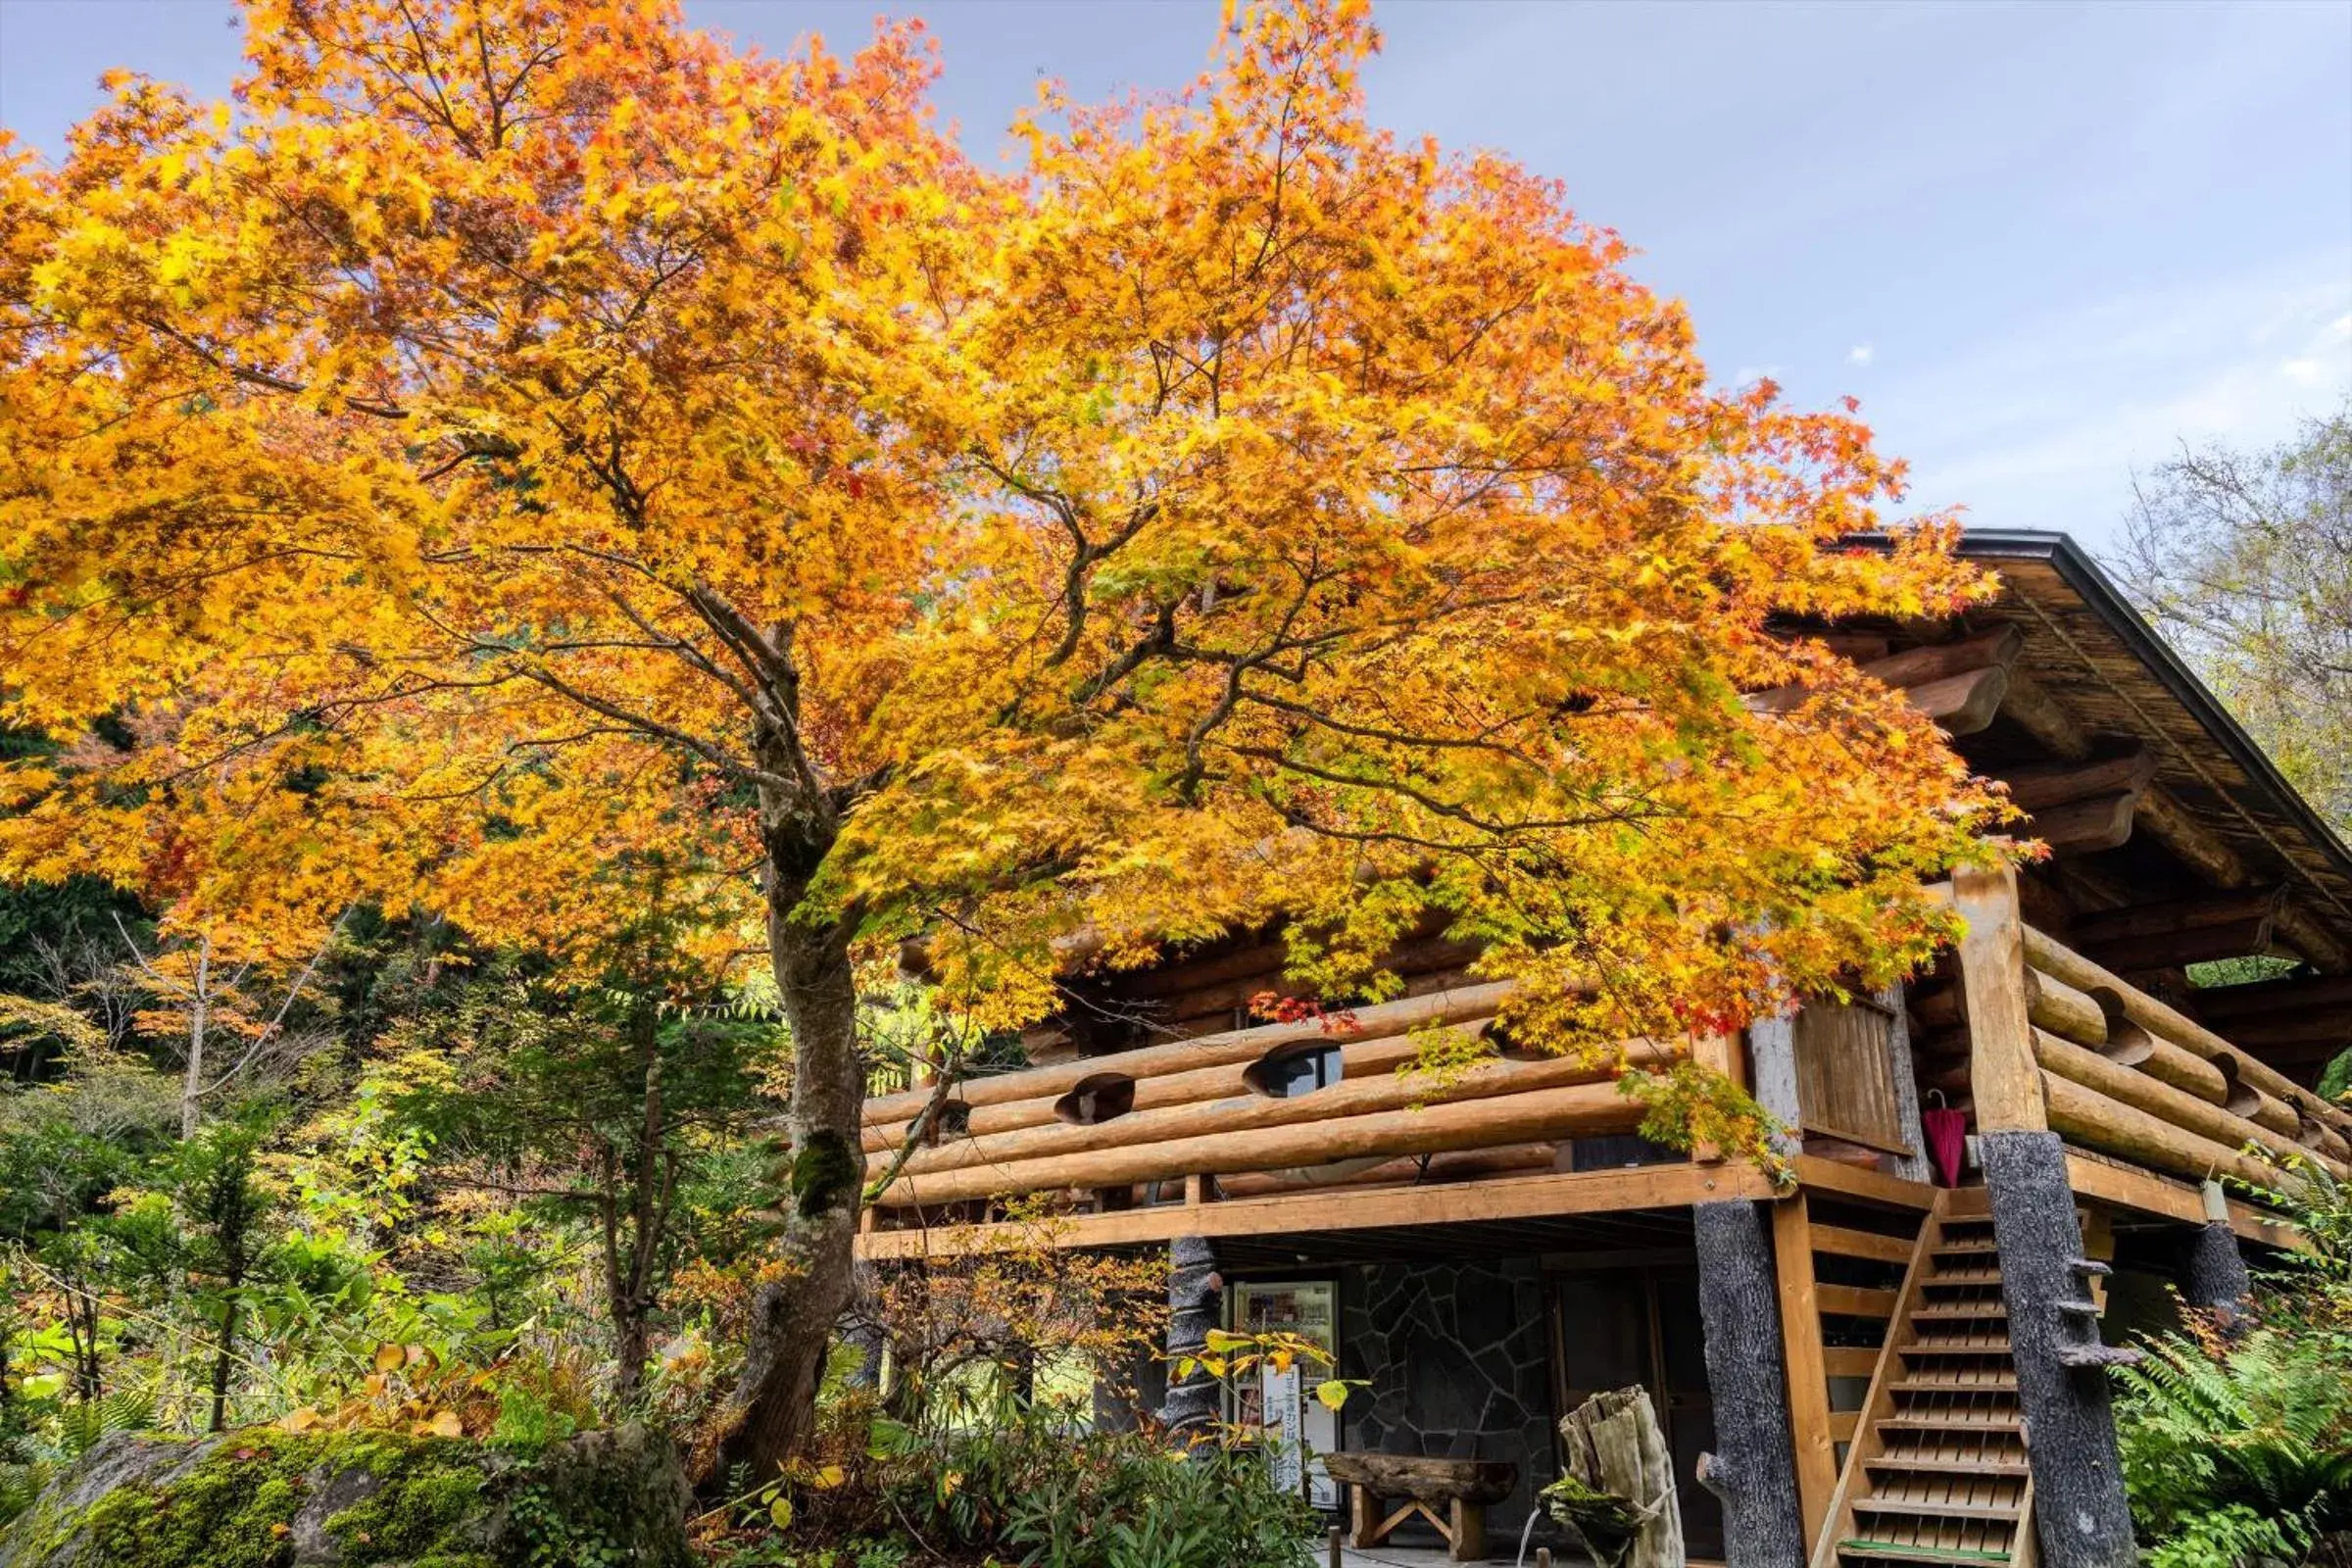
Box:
[1692,1199,1808,1567]
[1692,1031,1744,1162]
[1982,1132,2137,1568]
[1447,1497,1487,1562]
[2183,1180,2254,1330]
[1159,1236,1222,1441]
[1747,1013,1803,1157]
[1771,1194,1838,1551]
[1879,985,1933,1183]
[1953,863,2047,1134]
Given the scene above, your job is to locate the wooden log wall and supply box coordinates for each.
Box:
[863,982,1680,1212]
[2015,924,2352,1184]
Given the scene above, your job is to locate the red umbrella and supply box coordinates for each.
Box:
[1922,1091,1968,1188]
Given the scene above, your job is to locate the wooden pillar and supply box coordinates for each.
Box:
[1692,1199,1807,1567]
[1746,1013,1803,1158]
[1159,1234,1223,1441]
[1951,863,2047,1136]
[1878,984,1934,1183]
[1770,1194,1837,1551]
[1959,864,2134,1568]
[1692,1031,1746,1162]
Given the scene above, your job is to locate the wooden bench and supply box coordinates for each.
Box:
[1323,1452,1518,1563]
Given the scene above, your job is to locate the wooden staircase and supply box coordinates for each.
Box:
[1809,1189,2037,1568]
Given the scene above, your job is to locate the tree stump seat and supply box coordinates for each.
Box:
[1323,1452,1517,1562]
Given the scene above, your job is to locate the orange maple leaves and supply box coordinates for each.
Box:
[0,0,2008,1057]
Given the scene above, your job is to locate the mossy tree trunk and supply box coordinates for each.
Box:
[710,764,866,1482]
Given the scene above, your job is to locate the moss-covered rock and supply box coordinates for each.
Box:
[0,1424,689,1568]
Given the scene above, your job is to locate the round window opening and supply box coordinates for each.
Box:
[1054,1073,1136,1126]
[924,1100,972,1145]
[1245,1042,1345,1099]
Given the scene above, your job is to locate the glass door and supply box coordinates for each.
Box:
[1229,1279,1341,1508]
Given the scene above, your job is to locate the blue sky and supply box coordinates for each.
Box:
[2,0,2346,551]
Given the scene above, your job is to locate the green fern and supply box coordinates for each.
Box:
[53,1389,156,1460]
[0,1460,49,1529]
[2116,1326,2352,1560]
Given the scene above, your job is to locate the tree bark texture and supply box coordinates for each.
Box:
[1690,1199,1806,1567]
[1159,1234,1222,1439]
[2181,1220,2254,1332]
[1981,1130,2137,1568]
[180,935,211,1142]
[710,783,866,1482]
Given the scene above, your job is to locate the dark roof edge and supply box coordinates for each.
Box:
[1893,527,2352,897]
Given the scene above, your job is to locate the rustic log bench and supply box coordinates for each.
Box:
[1323,1452,1518,1563]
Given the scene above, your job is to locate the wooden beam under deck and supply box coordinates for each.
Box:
[2063,1152,2303,1250]
[857,1155,1934,1260]
[858,1159,1781,1259]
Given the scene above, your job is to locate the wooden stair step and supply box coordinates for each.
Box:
[1866,1455,2032,1478]
[1934,1240,1999,1255]
[1877,1414,2026,1434]
[1838,1541,2011,1565]
[1891,1376,2020,1395]
[1912,1302,2008,1321]
[1902,1340,2015,1356]
[1925,1268,2003,1284]
[1855,1497,2023,1523]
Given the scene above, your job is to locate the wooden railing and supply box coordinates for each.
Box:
[859,981,1687,1218]
[1951,865,2352,1196]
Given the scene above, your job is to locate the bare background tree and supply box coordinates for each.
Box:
[2114,404,2352,829]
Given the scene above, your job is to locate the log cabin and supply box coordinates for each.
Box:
[855,530,2352,1568]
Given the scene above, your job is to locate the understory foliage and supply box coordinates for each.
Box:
[2115,1168,2352,1567]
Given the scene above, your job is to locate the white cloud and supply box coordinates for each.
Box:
[1847,342,1876,367]
[1878,250,2352,546]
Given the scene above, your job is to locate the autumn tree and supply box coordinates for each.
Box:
[1,0,2003,1472]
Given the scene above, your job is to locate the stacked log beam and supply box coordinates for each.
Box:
[860,1019,1493,1154]
[887,1034,1681,1182]
[2098,1020,2228,1105]
[2015,925,2352,1190]
[862,982,1511,1132]
[2040,1073,2285,1192]
[1748,625,2019,737]
[2031,1029,2339,1178]
[2025,926,2352,1139]
[876,1077,1647,1207]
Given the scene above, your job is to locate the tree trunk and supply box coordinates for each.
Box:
[1690,1199,1806,1568]
[612,1007,668,1405]
[1981,1130,2137,1568]
[209,1296,237,1434]
[1159,1234,1222,1440]
[709,798,865,1483]
[180,934,211,1142]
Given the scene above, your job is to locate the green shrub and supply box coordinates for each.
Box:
[884,1398,1317,1568]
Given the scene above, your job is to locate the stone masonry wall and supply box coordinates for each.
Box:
[1337,1255,1555,1533]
